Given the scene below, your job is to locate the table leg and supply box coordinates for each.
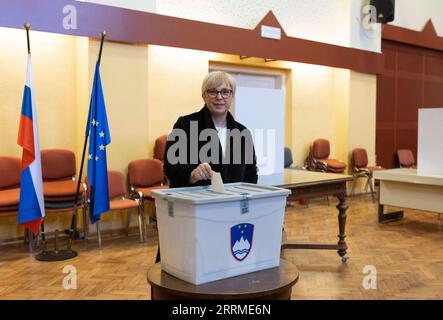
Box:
[336,192,348,262]
[151,286,155,300]
[378,204,403,223]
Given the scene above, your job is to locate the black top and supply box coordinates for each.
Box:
[163,106,258,188]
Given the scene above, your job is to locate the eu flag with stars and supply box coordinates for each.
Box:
[86,61,111,223]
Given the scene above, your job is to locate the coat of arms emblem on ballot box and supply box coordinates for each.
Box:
[231,223,254,262]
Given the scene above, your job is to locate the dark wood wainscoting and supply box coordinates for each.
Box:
[376,40,443,168]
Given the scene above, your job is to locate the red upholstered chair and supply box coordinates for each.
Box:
[0,156,38,250]
[397,149,416,168]
[41,149,87,240]
[305,139,346,173]
[153,135,168,163]
[86,170,145,247]
[350,148,385,202]
[0,156,21,217]
[128,159,168,224]
[41,149,85,203]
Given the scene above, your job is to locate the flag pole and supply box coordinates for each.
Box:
[98,31,106,65]
[29,23,77,261]
[24,23,31,54]
[23,23,33,253]
[69,31,107,244]
[36,31,106,261]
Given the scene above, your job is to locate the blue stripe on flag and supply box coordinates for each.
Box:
[20,86,33,120]
[18,167,42,224]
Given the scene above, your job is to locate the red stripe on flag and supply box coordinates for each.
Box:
[24,218,43,234]
[17,115,35,170]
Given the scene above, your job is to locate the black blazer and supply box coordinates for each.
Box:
[164,106,258,188]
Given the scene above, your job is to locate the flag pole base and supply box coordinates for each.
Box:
[35,250,77,261]
[35,229,78,261]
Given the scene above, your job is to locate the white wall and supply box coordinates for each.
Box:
[81,0,443,51]
[79,0,156,12]
[81,0,386,52]
[155,0,352,48]
[390,0,443,36]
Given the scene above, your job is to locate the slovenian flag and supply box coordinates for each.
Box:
[17,54,45,234]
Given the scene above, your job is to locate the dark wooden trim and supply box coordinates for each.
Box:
[376,35,443,168]
[0,0,383,74]
[383,20,443,52]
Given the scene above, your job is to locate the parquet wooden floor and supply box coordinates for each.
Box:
[1,194,443,300]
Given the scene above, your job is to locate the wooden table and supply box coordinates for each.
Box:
[276,169,353,262]
[373,168,443,223]
[147,259,299,300]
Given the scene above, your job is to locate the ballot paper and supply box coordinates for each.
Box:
[211,171,225,193]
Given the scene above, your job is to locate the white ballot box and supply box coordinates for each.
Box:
[151,183,290,285]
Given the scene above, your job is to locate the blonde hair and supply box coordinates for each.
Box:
[201,71,236,97]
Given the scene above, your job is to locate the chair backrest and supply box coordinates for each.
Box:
[128,159,164,187]
[107,171,126,199]
[352,148,368,169]
[154,135,168,162]
[41,149,76,180]
[0,156,21,188]
[284,147,293,168]
[312,139,330,160]
[397,149,415,168]
[86,171,126,199]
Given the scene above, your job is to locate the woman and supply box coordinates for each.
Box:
[163,71,258,188]
[156,71,258,263]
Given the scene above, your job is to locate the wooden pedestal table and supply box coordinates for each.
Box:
[277,169,353,262]
[147,259,299,300]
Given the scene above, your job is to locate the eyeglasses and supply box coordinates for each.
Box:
[206,89,233,99]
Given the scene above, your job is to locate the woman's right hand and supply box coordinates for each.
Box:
[189,163,213,184]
